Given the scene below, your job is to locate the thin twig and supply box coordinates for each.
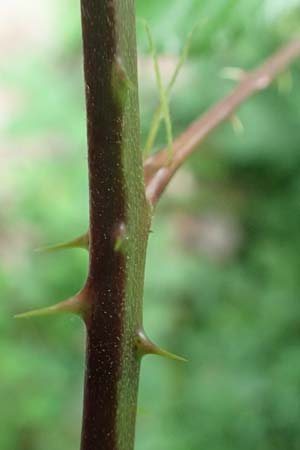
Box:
[144,39,300,205]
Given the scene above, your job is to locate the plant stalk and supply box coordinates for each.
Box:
[80,1,150,449]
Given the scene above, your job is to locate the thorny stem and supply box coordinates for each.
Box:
[144,39,300,205]
[80,1,150,450]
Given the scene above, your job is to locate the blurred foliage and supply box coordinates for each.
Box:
[1,0,300,449]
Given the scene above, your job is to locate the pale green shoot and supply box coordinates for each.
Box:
[141,19,174,160]
[143,22,202,157]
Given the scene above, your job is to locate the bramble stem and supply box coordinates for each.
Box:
[80,1,150,449]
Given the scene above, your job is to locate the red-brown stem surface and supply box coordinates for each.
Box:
[144,39,300,205]
[80,1,150,450]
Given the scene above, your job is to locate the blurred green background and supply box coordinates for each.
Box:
[1,1,300,449]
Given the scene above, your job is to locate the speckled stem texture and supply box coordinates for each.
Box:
[80,1,150,450]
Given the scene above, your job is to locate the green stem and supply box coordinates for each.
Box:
[80,1,150,449]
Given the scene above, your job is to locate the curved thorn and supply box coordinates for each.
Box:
[136,329,187,362]
[14,295,88,320]
[35,232,89,253]
[151,346,188,362]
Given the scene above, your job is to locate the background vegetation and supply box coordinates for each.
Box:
[1,0,300,449]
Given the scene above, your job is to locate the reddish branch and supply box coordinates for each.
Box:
[144,39,300,205]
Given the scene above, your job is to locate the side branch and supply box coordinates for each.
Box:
[144,39,300,205]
